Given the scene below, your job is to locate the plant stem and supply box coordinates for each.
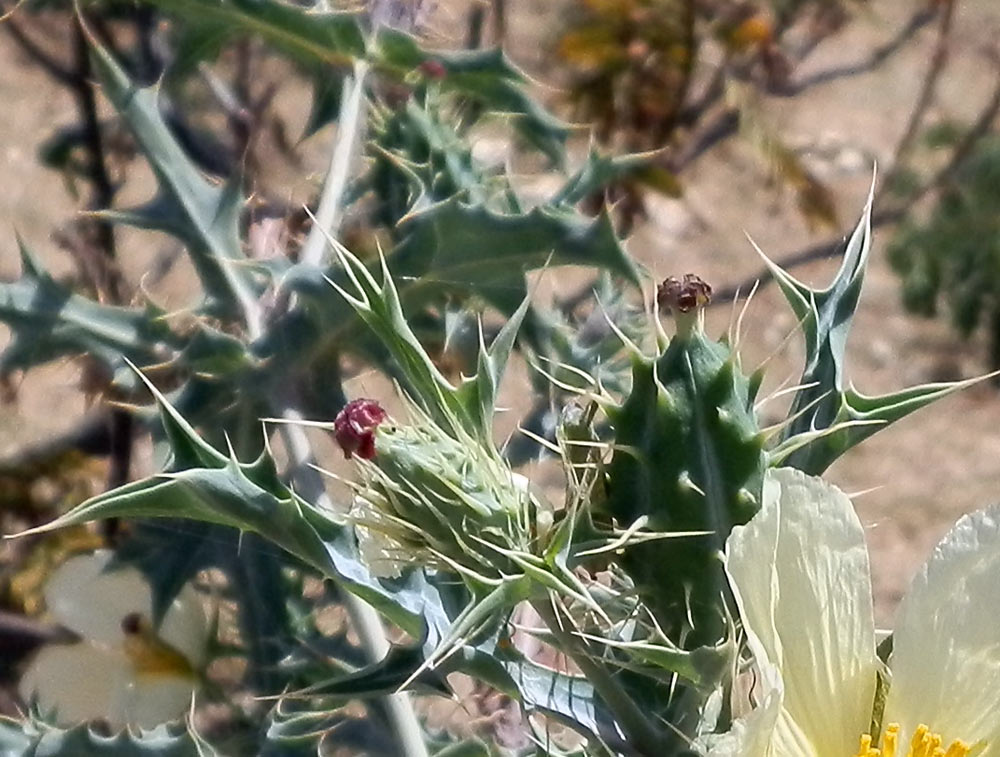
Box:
[258,63,425,753]
[277,407,429,757]
[531,598,664,756]
[300,59,370,267]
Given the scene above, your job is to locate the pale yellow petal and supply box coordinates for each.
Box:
[44,551,150,645]
[117,676,196,730]
[158,584,208,668]
[726,468,878,757]
[884,504,1000,755]
[19,643,130,727]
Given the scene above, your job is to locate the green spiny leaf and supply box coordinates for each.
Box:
[21,371,447,639]
[143,0,364,67]
[375,34,569,165]
[264,697,398,757]
[770,377,989,472]
[0,718,217,757]
[89,40,259,316]
[0,242,177,384]
[388,198,641,317]
[771,182,983,473]
[553,149,676,206]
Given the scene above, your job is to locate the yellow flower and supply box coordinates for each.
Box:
[700,468,1000,757]
[19,550,206,730]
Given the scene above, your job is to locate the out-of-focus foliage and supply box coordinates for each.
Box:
[889,134,1000,368]
[554,0,877,230]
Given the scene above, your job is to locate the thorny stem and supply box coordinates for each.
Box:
[531,598,664,756]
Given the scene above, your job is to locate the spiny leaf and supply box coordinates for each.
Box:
[89,40,260,316]
[0,718,217,756]
[142,0,364,67]
[771,377,990,474]
[304,632,611,749]
[263,697,397,757]
[553,149,678,206]
[771,181,869,472]
[375,34,569,165]
[388,198,641,316]
[0,242,177,384]
[770,182,981,473]
[365,93,493,227]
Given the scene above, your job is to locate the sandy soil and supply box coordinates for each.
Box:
[2,1,1000,630]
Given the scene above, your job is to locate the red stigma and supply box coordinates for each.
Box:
[334,399,387,460]
[418,59,447,80]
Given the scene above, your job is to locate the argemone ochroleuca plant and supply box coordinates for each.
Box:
[703,468,1000,757]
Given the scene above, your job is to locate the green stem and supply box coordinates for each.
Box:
[531,599,664,756]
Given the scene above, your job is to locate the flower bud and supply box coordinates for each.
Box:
[349,409,532,580]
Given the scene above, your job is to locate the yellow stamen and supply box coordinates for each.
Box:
[884,723,900,757]
[852,724,970,757]
[855,734,874,757]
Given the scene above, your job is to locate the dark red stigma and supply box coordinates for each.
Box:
[418,59,447,80]
[656,274,712,313]
[334,399,387,460]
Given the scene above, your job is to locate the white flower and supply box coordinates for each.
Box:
[701,467,1000,757]
[19,550,207,730]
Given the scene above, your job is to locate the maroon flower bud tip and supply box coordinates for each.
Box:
[656,274,712,314]
[418,59,447,80]
[334,398,387,460]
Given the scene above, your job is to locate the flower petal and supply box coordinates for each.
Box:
[19,643,130,727]
[158,584,208,668]
[884,504,1000,754]
[119,676,197,730]
[44,551,150,645]
[725,468,878,757]
[698,683,781,757]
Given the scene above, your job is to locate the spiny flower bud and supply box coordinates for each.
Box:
[334,399,387,460]
[657,274,712,314]
[348,406,535,580]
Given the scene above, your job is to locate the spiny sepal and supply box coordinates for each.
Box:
[326,239,528,448]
